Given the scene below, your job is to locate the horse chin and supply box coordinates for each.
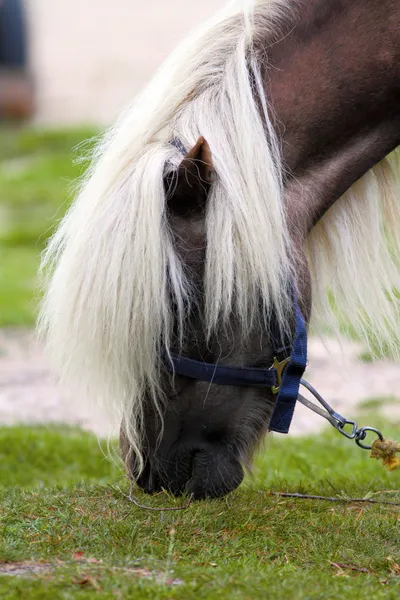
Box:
[133,448,245,500]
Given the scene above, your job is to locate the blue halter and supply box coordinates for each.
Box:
[168,295,308,434]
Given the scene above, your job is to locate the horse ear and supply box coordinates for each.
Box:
[166,137,215,217]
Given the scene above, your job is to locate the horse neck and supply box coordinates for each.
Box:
[264,0,400,239]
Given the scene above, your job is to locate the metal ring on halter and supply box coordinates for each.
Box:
[355,427,384,450]
[337,420,359,440]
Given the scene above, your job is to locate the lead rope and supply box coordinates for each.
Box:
[298,379,400,471]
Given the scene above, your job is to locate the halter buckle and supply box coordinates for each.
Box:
[271,357,291,395]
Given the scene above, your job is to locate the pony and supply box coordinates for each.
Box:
[38,0,400,499]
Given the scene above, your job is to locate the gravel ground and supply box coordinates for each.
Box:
[1,328,399,438]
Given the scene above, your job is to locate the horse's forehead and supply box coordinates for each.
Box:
[169,213,207,272]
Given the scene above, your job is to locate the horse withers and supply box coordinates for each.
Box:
[39,0,400,499]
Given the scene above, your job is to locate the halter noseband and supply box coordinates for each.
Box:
[167,295,307,435]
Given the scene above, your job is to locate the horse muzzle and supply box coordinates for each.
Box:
[136,446,244,500]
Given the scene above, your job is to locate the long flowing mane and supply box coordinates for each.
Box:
[38,0,400,471]
[307,157,400,352]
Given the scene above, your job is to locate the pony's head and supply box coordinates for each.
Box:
[38,0,302,502]
[39,0,400,502]
[118,137,301,499]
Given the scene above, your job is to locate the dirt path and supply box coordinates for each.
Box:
[1,328,399,438]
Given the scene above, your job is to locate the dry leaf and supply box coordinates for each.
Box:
[73,575,101,591]
[73,551,85,561]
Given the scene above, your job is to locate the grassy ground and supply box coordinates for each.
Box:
[0,126,97,326]
[0,420,399,599]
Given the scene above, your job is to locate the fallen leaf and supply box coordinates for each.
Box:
[391,563,400,574]
[73,552,85,561]
[73,575,101,591]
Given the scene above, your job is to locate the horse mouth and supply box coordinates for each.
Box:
[135,449,244,500]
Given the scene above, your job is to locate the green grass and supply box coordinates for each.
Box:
[1,421,399,598]
[0,246,41,325]
[0,126,98,326]
[0,426,121,488]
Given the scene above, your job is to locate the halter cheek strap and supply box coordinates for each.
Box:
[268,297,307,433]
[167,295,308,435]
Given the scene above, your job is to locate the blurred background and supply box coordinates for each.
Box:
[0,0,399,438]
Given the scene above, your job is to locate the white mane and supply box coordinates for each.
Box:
[38,0,400,472]
[307,157,400,354]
